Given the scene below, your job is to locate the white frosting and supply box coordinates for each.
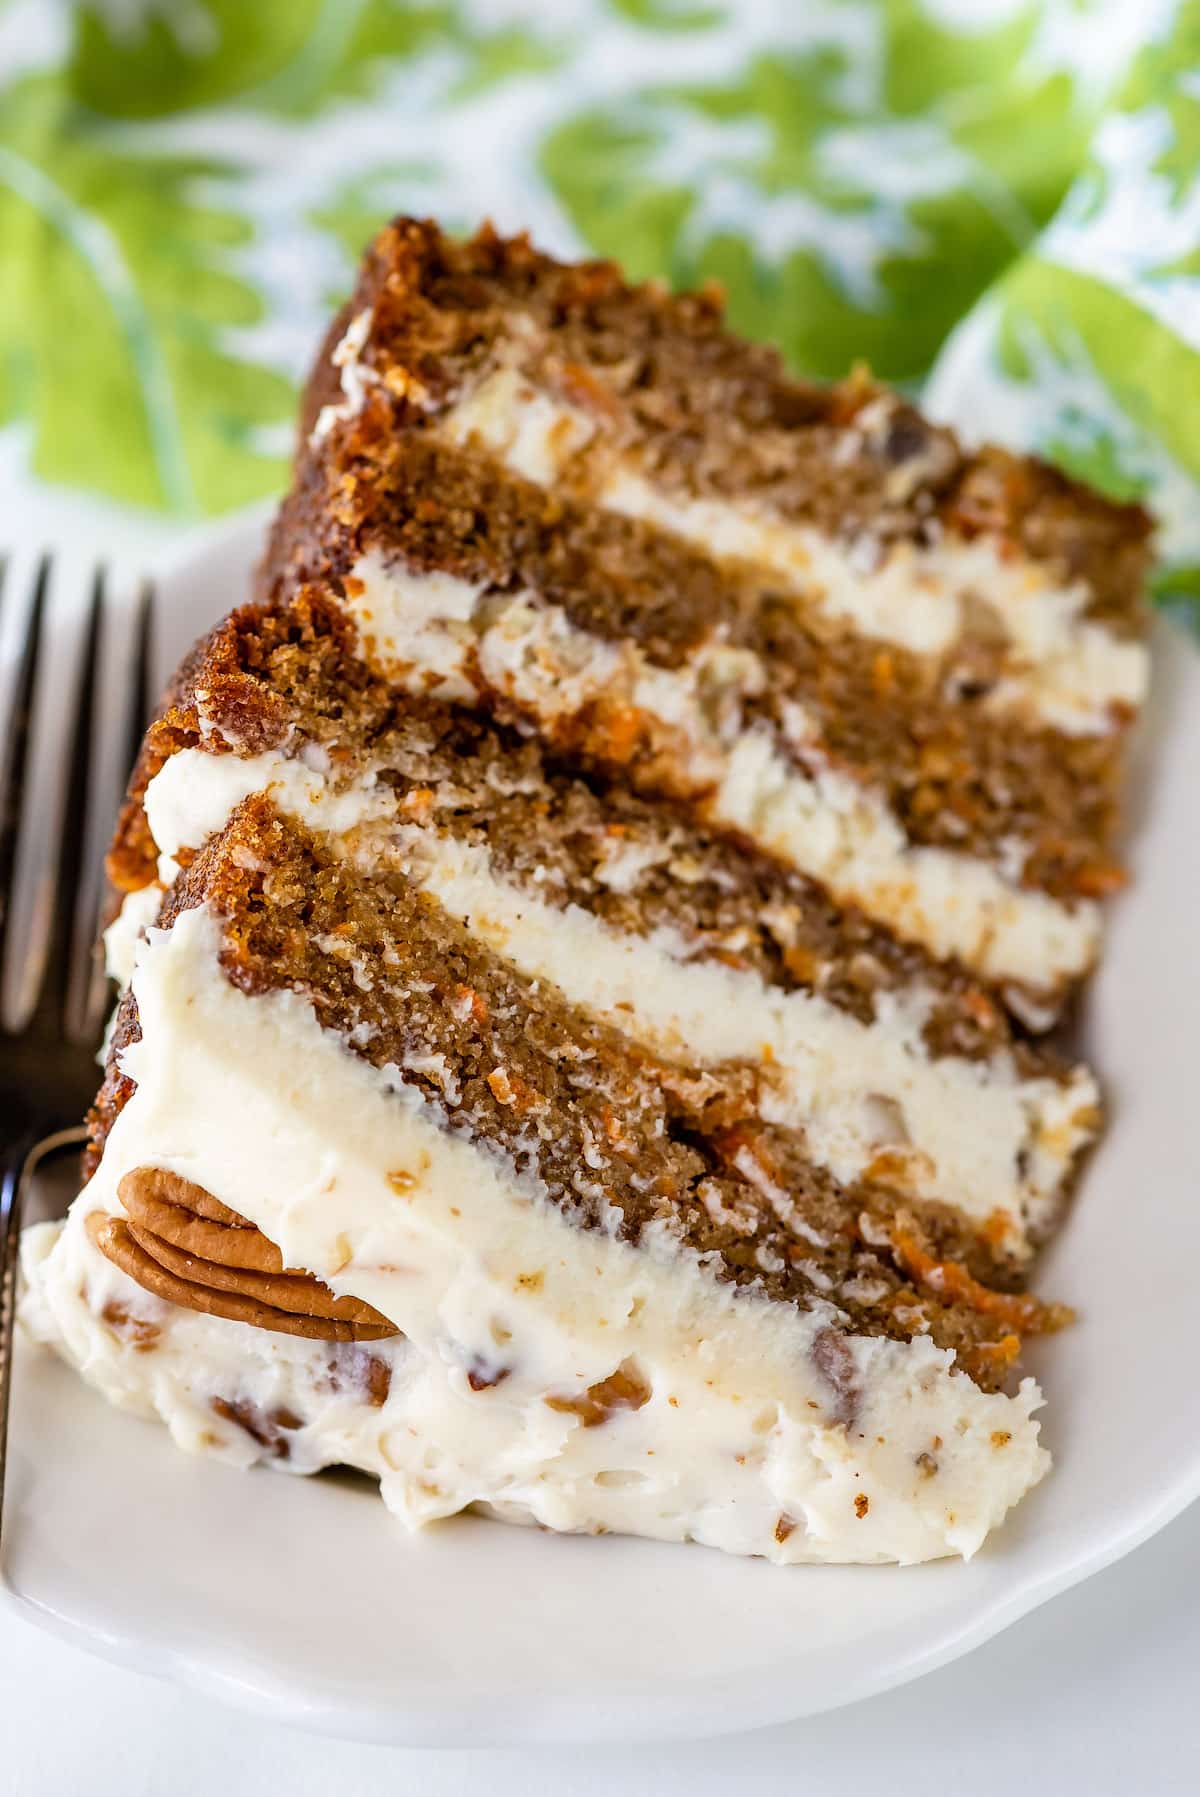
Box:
[309,309,380,446]
[709,726,1099,994]
[141,747,1098,1252]
[21,907,1049,1564]
[472,591,763,768]
[20,1215,417,1476]
[143,749,394,883]
[103,883,163,986]
[338,556,1100,997]
[441,363,597,485]
[442,369,1148,737]
[347,555,483,703]
[601,467,1148,736]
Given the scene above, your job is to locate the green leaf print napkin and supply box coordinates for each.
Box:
[1,0,1197,629]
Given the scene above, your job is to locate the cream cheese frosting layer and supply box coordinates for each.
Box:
[21,905,1048,1564]
[336,550,1101,1001]
[438,366,1147,738]
[139,747,1098,1253]
[104,881,163,985]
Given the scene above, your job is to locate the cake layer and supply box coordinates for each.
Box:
[332,544,1106,1012]
[95,800,1071,1378]
[105,596,1102,1266]
[272,434,1132,887]
[26,804,1057,1564]
[439,368,1148,729]
[299,220,1148,655]
[259,218,1151,1015]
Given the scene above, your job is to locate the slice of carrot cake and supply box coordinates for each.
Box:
[21,218,1152,1567]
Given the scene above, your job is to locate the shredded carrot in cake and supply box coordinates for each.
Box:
[958,1335,1023,1382]
[890,1223,1074,1335]
[1072,860,1127,898]
[587,704,644,763]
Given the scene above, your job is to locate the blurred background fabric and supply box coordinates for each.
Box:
[0,0,1197,629]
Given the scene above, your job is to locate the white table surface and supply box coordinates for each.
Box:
[2,1494,1196,1797]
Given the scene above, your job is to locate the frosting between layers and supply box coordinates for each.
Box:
[340,550,1101,999]
[311,309,384,444]
[349,559,480,704]
[140,748,1098,1250]
[104,881,163,985]
[23,905,1048,1563]
[440,366,1147,737]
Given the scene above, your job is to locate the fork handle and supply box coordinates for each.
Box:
[0,1126,87,1560]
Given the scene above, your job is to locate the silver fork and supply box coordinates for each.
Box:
[0,547,153,1554]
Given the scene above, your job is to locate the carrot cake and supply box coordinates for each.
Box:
[20,220,1153,1566]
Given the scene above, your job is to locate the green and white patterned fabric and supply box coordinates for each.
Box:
[1,0,1198,628]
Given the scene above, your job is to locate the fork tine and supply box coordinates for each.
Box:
[0,548,46,837]
[0,552,96,1035]
[134,575,157,749]
[0,549,48,1030]
[64,576,153,1045]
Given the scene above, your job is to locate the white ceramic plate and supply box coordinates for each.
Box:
[3,511,1199,1746]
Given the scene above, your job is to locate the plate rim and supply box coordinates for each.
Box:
[6,1403,1200,1748]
